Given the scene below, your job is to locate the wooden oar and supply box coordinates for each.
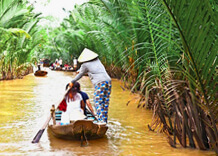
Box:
[32,88,69,143]
[31,114,52,143]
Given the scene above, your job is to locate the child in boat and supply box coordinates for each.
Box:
[58,86,86,125]
[66,48,112,124]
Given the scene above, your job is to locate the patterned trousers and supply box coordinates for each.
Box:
[94,81,112,123]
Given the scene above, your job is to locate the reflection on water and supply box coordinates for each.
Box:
[0,69,215,155]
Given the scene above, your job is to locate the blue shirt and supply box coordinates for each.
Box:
[79,91,89,115]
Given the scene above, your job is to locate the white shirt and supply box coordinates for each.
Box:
[61,93,85,124]
[59,59,62,65]
[73,59,77,65]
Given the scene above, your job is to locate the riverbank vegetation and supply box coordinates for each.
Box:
[0,0,47,79]
[0,0,217,154]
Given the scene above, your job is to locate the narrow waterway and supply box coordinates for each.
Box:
[0,69,215,156]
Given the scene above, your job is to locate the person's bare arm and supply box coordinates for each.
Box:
[71,64,87,83]
[86,99,96,115]
[80,100,85,111]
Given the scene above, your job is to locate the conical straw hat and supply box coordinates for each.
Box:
[78,48,98,63]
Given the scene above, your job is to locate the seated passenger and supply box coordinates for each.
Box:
[73,82,96,116]
[37,63,41,71]
[58,86,85,125]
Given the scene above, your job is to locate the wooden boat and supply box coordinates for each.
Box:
[50,67,77,72]
[34,70,48,76]
[48,111,108,140]
[51,68,77,72]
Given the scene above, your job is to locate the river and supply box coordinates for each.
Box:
[0,69,215,156]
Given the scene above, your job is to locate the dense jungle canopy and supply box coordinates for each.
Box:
[0,0,217,154]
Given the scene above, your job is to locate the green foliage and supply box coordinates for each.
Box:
[161,0,217,152]
[0,0,43,79]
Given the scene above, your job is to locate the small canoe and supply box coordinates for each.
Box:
[34,70,48,76]
[48,111,108,140]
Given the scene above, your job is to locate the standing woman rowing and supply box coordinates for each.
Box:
[66,48,112,124]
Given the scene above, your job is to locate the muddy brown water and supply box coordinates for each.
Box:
[0,69,215,155]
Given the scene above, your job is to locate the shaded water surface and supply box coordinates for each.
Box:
[0,69,215,155]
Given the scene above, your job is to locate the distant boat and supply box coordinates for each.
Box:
[34,70,48,76]
[50,67,77,72]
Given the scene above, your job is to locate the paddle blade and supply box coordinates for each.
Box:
[31,129,45,143]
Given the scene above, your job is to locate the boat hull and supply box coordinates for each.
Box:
[48,120,108,140]
[34,70,48,76]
